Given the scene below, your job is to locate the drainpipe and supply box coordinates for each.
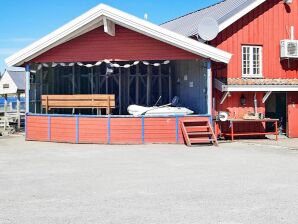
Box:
[254,92,258,115]
[25,64,30,113]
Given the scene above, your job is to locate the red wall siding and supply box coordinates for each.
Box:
[110,118,142,144]
[79,118,108,144]
[287,92,298,138]
[214,91,266,134]
[26,116,48,141]
[26,115,211,144]
[212,0,298,79]
[144,117,177,143]
[50,117,76,143]
[215,91,265,119]
[31,25,199,63]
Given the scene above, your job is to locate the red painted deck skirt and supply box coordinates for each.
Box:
[26,114,211,144]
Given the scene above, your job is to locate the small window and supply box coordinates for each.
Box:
[242,45,262,78]
[3,84,9,89]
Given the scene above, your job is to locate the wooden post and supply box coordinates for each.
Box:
[107,96,110,115]
[45,95,48,114]
[128,73,130,106]
[136,64,139,104]
[158,66,162,100]
[105,65,109,94]
[17,93,21,130]
[72,64,75,94]
[275,120,278,141]
[91,67,94,94]
[119,68,122,114]
[169,66,172,102]
[146,66,151,106]
[40,66,43,113]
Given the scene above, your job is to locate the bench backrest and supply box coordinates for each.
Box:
[41,94,115,110]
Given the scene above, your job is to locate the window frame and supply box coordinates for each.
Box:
[241,45,263,78]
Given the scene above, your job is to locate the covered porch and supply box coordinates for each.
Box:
[26,58,213,144]
[5,4,231,144]
[29,59,209,116]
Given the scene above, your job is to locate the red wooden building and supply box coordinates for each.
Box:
[5,4,231,144]
[163,0,298,138]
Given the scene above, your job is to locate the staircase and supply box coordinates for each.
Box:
[181,120,218,146]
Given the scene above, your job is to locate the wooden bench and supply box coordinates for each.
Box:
[42,94,115,114]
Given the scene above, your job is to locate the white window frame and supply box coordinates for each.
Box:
[242,45,263,78]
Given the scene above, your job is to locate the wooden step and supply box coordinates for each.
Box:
[182,120,208,123]
[190,138,216,144]
[188,132,213,136]
[185,126,209,132]
[180,119,218,147]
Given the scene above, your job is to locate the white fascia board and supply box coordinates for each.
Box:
[219,0,266,32]
[5,4,232,67]
[5,6,105,67]
[100,5,232,63]
[222,85,298,92]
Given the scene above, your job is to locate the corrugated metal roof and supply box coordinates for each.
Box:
[161,0,258,37]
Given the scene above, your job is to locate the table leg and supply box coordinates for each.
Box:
[275,121,278,141]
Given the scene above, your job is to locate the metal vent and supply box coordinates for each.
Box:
[287,41,298,56]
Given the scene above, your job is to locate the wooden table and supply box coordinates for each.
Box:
[220,119,279,141]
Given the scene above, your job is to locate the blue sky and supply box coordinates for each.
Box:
[0,0,221,72]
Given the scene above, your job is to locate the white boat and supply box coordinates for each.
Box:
[127,105,194,116]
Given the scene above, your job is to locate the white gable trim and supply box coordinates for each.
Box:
[219,0,267,32]
[5,4,232,67]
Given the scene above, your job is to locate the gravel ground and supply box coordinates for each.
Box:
[0,136,297,224]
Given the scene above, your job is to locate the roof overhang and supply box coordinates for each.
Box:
[219,0,267,32]
[215,78,298,92]
[5,4,232,67]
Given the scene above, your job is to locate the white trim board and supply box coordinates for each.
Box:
[219,0,267,32]
[5,4,232,67]
[221,85,298,92]
[216,85,298,93]
[214,78,298,92]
